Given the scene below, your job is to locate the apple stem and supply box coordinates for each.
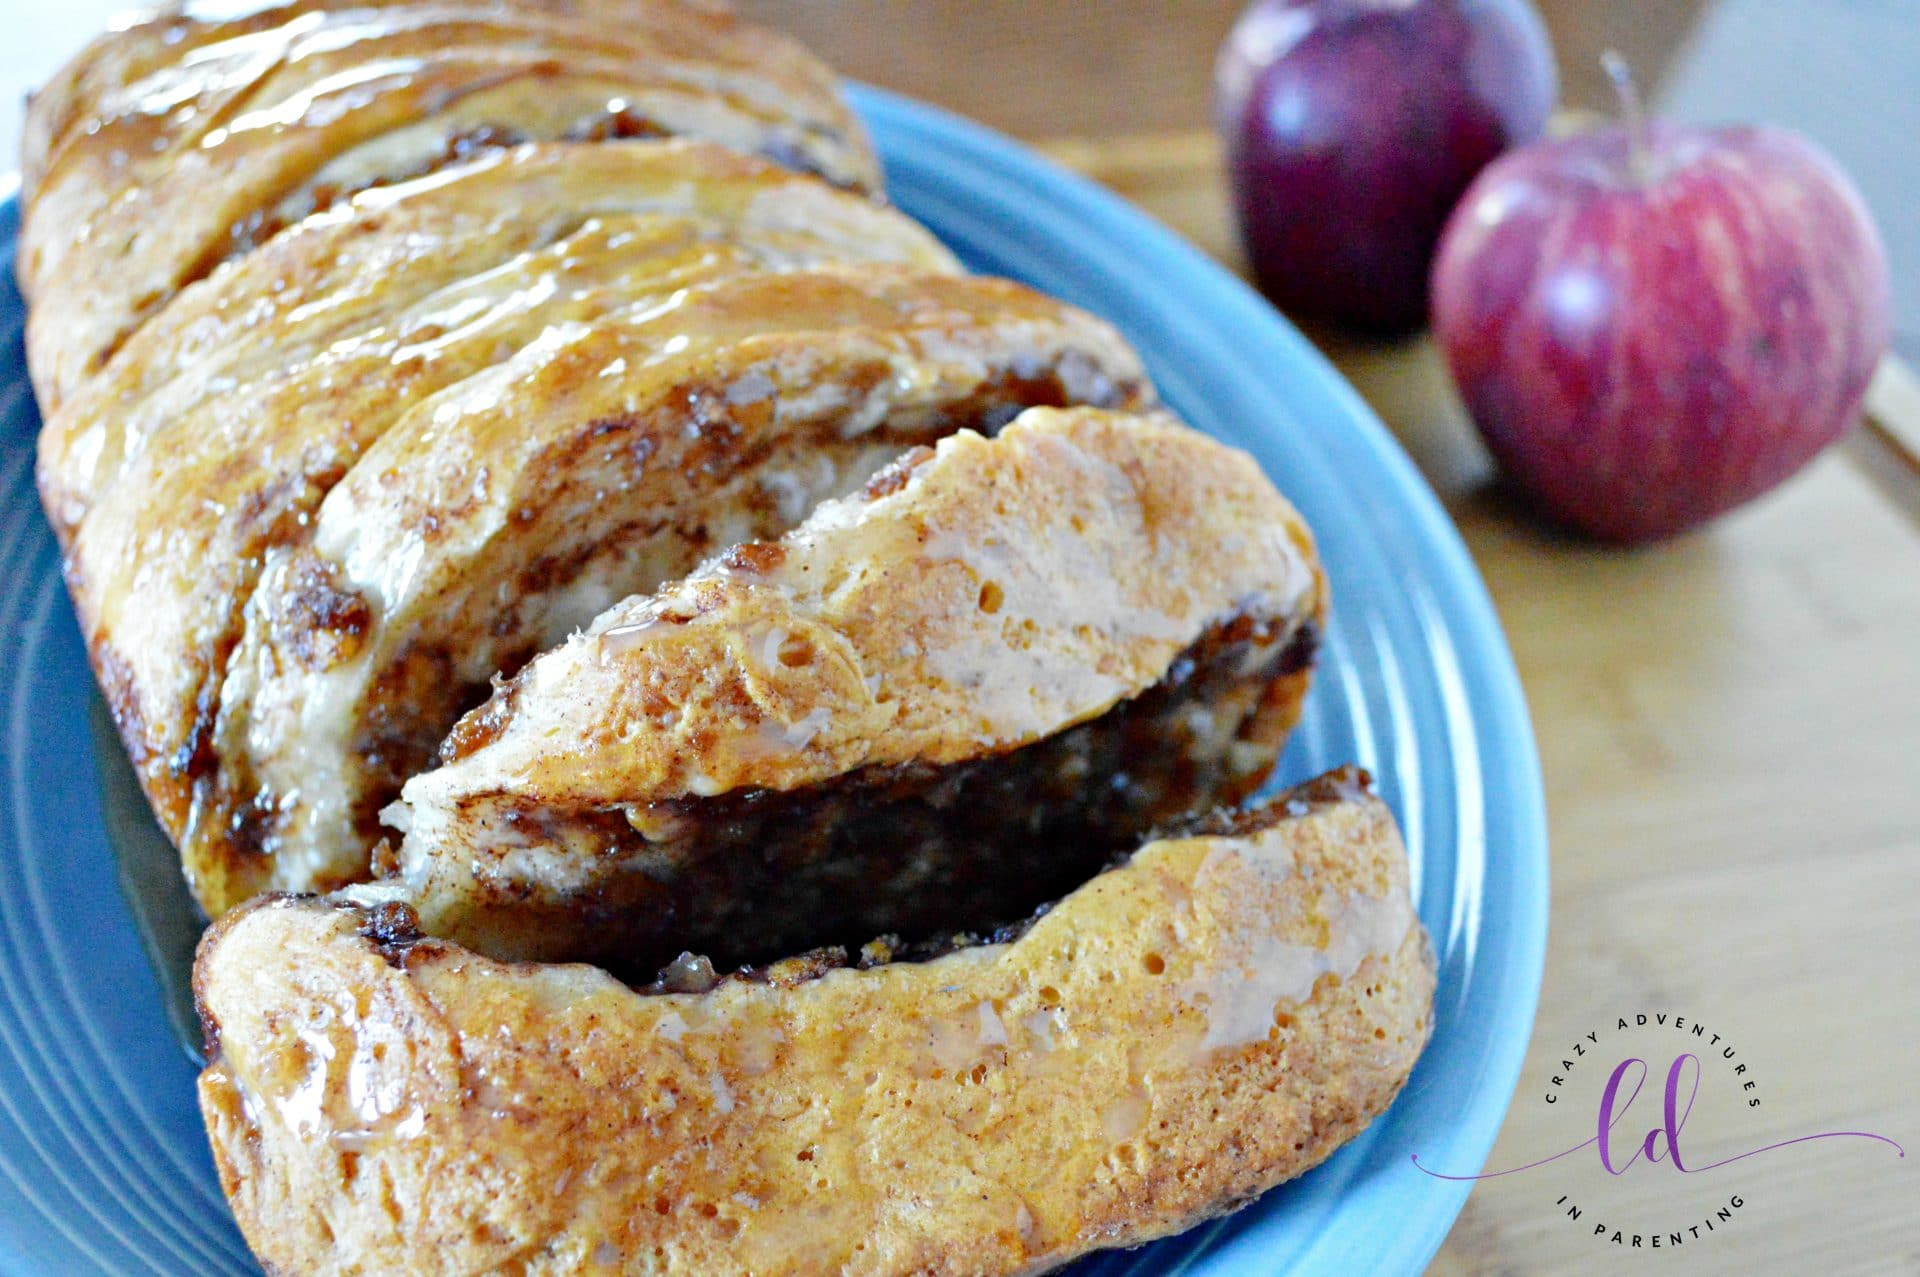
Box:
[1601,49,1654,184]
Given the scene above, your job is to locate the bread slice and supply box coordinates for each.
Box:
[391,407,1325,971]
[20,0,877,409]
[39,140,957,541]
[197,768,1433,1277]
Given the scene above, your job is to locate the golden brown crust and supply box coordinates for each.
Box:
[196,772,1435,1277]
[394,407,1325,967]
[19,0,877,410]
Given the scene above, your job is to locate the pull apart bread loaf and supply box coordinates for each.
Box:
[22,2,1435,1273]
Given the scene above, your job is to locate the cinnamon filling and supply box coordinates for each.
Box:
[350,736,1357,1005]
[460,610,1318,981]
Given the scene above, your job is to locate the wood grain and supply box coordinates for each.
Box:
[1039,127,1920,1277]
[736,0,1712,139]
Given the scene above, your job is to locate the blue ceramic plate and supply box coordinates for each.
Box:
[0,86,1547,1276]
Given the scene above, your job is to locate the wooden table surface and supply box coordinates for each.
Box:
[744,4,1920,1274]
[2,4,1913,1274]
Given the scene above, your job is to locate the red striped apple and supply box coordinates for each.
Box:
[1430,72,1891,542]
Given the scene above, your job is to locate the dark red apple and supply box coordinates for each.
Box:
[1430,85,1892,542]
[1216,0,1556,334]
